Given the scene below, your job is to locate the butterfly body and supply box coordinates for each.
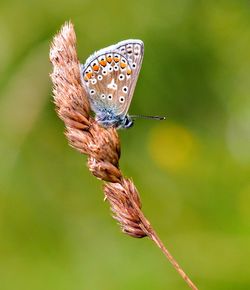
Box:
[80,39,144,129]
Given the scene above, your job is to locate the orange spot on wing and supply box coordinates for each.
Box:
[114,57,120,63]
[86,72,93,78]
[127,69,132,75]
[93,65,99,71]
[99,60,107,67]
[120,62,127,69]
[107,57,112,63]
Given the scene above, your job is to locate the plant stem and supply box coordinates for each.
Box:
[148,228,198,290]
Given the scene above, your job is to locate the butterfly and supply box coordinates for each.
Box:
[80,39,164,129]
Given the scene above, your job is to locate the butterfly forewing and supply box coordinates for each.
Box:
[81,40,144,118]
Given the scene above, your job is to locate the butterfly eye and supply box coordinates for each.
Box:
[97,75,103,80]
[101,94,106,99]
[107,94,113,100]
[90,89,95,95]
[91,79,97,84]
[108,66,113,72]
[114,65,119,71]
[132,63,136,69]
[102,69,107,75]
[119,96,125,103]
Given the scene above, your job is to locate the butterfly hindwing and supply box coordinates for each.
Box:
[81,40,144,118]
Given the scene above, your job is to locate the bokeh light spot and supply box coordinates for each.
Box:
[148,122,198,172]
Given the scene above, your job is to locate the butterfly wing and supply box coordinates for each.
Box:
[81,39,144,119]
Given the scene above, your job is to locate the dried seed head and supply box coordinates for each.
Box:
[49,22,145,234]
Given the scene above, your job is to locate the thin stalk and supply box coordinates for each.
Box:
[148,229,198,290]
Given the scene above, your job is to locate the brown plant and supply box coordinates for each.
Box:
[49,21,198,290]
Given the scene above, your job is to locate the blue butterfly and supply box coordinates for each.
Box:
[81,39,164,129]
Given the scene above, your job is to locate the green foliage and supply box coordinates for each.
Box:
[0,1,250,289]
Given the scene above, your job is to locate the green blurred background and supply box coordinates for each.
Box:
[0,0,250,289]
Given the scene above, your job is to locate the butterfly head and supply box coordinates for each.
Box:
[123,115,134,128]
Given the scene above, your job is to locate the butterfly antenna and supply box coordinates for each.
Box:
[130,114,166,121]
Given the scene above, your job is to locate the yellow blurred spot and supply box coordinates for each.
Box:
[149,122,198,172]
